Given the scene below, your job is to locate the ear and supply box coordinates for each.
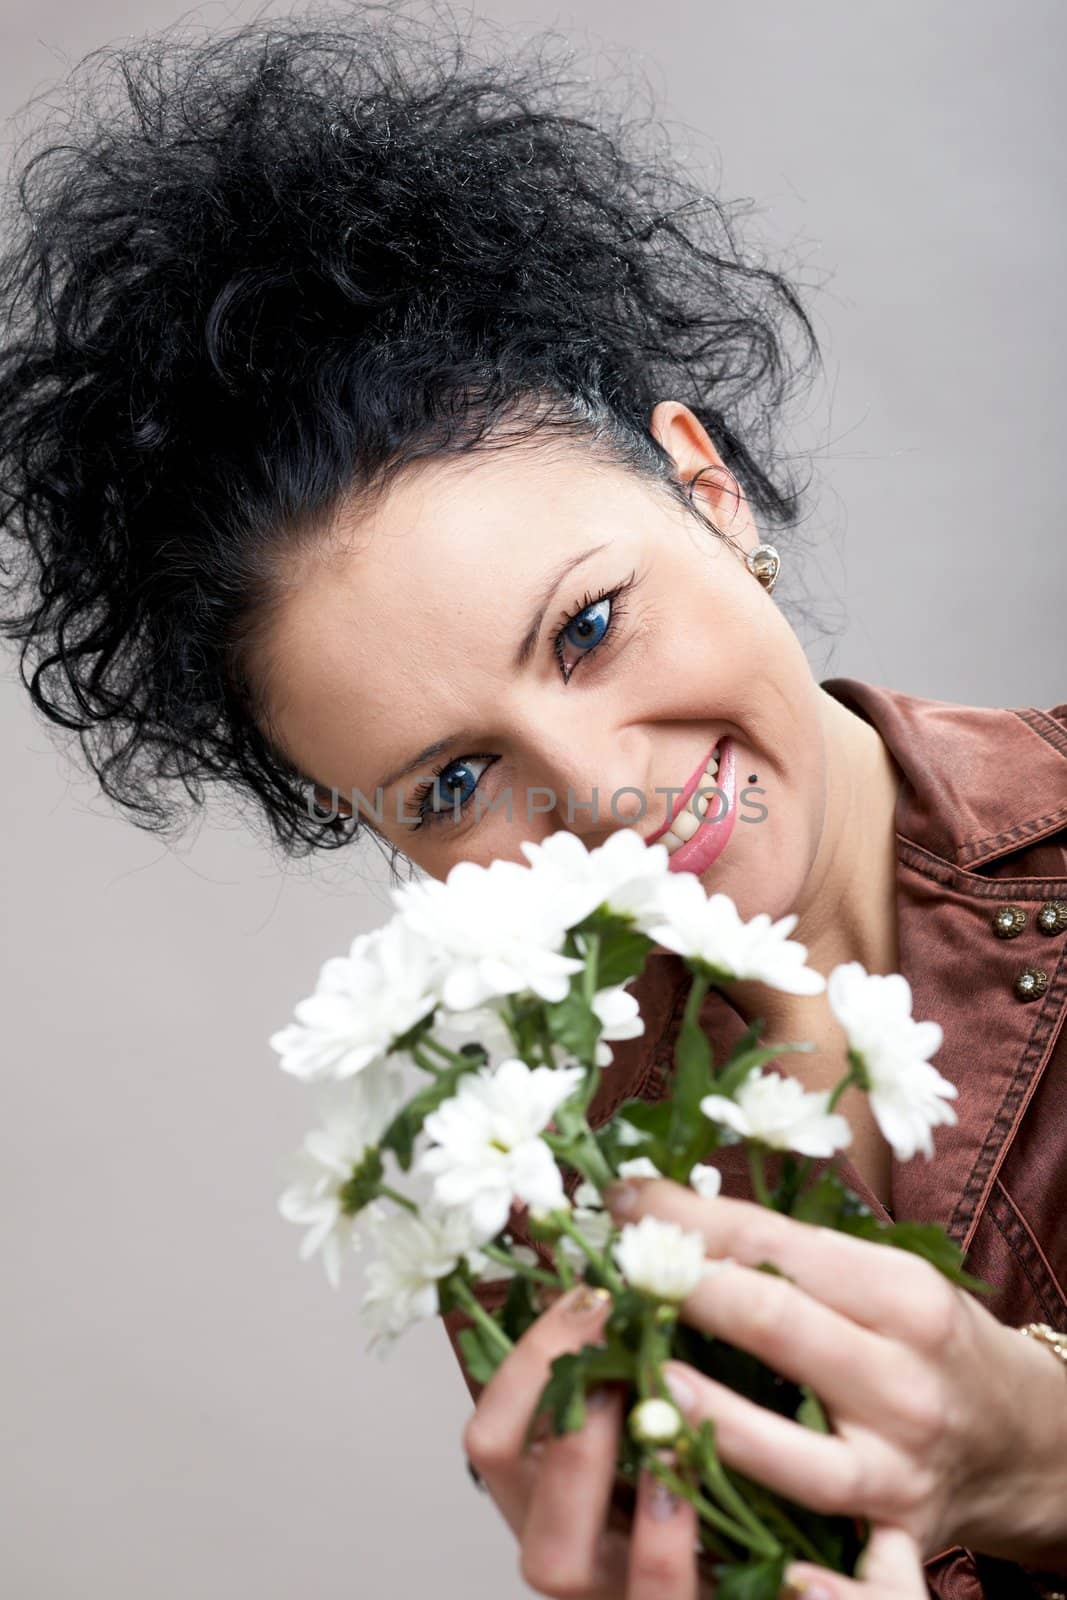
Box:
[649,400,750,538]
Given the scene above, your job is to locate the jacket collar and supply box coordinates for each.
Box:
[819,676,1067,870]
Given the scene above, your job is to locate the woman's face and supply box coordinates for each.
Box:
[261,403,830,924]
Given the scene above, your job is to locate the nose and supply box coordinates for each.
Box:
[522,730,652,842]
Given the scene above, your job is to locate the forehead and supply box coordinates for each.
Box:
[261,443,653,780]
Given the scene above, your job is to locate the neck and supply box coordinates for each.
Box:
[722,689,903,1049]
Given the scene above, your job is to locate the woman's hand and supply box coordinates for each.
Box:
[463,1281,706,1600]
[461,1279,933,1599]
[601,1177,1067,1569]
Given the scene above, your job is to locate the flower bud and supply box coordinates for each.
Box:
[628,1397,684,1446]
[527,1204,570,1242]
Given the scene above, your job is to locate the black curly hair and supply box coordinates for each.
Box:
[0,0,823,872]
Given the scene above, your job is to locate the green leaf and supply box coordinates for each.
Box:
[595,931,654,988]
[839,1214,994,1295]
[499,1271,540,1345]
[789,1168,854,1227]
[545,988,601,1063]
[713,1037,815,1103]
[796,1383,831,1433]
[457,1325,500,1387]
[708,1555,789,1600]
[336,1146,384,1216]
[379,1058,479,1170]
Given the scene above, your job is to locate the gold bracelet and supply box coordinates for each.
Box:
[1017,1322,1067,1375]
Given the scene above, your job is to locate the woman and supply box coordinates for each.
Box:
[0,8,1063,1599]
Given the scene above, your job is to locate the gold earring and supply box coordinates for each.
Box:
[745,543,781,594]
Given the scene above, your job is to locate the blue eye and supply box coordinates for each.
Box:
[553,577,633,680]
[410,754,494,827]
[563,597,610,653]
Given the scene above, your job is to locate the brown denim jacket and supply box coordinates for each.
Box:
[442,676,1067,1598]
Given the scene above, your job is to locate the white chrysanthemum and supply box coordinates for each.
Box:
[391,859,586,1011]
[644,879,826,996]
[519,827,672,931]
[360,1201,491,1355]
[613,1215,708,1302]
[269,917,440,1082]
[278,1063,408,1287]
[415,1058,585,1241]
[700,1067,852,1157]
[591,984,646,1066]
[828,961,958,1161]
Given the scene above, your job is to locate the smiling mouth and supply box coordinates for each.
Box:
[644,737,739,873]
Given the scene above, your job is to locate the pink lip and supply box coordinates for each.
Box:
[645,739,722,845]
[665,736,737,874]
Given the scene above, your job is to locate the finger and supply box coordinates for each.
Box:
[675,1255,906,1421]
[627,1453,700,1600]
[518,1384,626,1597]
[660,1360,863,1518]
[605,1180,938,1340]
[784,1522,928,1597]
[463,1283,614,1532]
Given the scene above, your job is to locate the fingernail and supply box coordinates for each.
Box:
[603,1181,639,1215]
[663,1364,697,1413]
[643,1470,681,1521]
[781,1566,834,1599]
[562,1284,612,1318]
[586,1384,614,1411]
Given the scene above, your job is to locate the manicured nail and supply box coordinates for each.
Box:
[663,1364,698,1413]
[781,1566,835,1599]
[562,1284,612,1318]
[643,1470,681,1521]
[603,1181,640,1215]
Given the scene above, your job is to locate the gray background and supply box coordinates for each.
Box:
[1,2,1064,1596]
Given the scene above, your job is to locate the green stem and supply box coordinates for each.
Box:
[419,1035,478,1070]
[449,1279,514,1359]
[554,1247,576,1290]
[681,969,712,1041]
[480,1243,561,1289]
[698,1449,782,1554]
[747,1143,774,1209]
[580,931,600,1010]
[645,1459,779,1558]
[737,1480,827,1566]
[554,1211,625,1295]
[538,1011,557,1072]
[376,1182,419,1214]
[412,1045,443,1077]
[827,1051,863,1114]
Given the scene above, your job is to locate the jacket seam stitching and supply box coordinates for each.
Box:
[985,1183,1067,1324]
[897,835,1067,897]
[951,940,1067,1251]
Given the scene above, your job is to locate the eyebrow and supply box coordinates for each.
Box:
[374,541,611,795]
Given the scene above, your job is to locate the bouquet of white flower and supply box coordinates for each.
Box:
[269,829,990,1599]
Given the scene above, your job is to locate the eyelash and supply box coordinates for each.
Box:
[408,570,637,830]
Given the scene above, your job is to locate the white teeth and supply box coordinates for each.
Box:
[669,805,701,842]
[656,741,723,855]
